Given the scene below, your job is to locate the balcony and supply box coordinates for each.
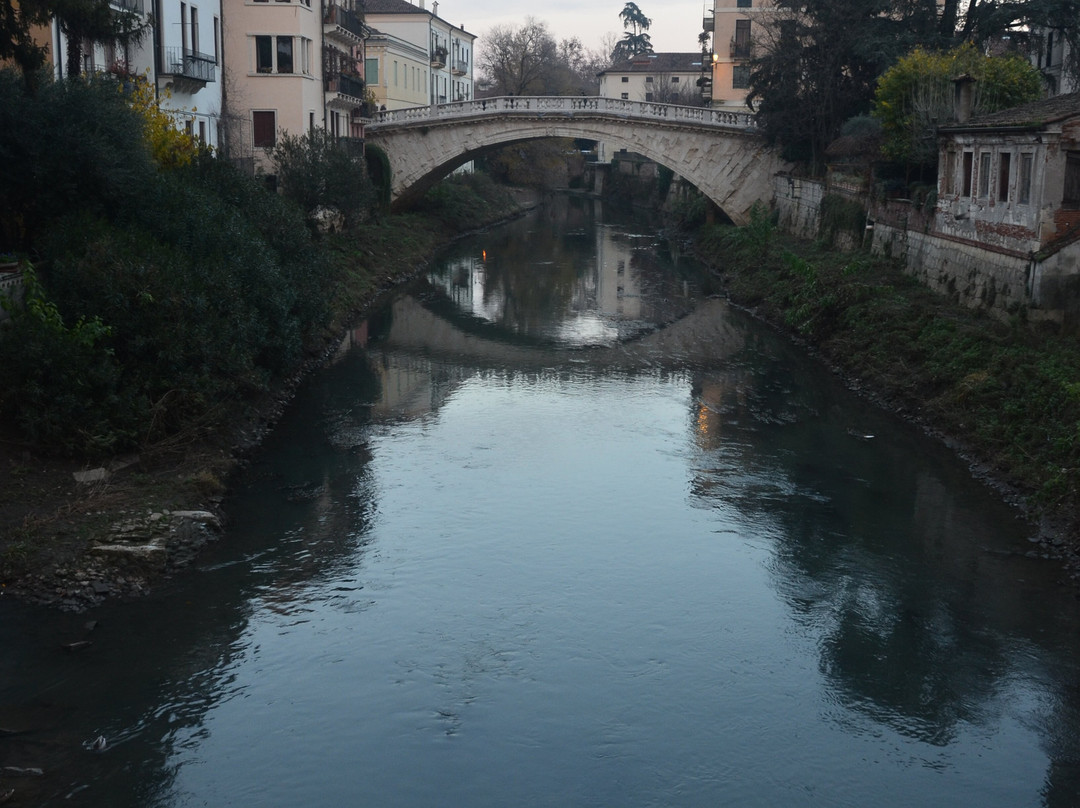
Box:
[162,46,216,83]
[326,73,365,102]
[451,57,467,76]
[730,39,751,60]
[430,46,447,69]
[703,12,714,31]
[324,1,365,43]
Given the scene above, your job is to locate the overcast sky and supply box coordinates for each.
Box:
[435,0,708,56]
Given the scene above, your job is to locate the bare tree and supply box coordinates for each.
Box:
[478,19,611,96]
[478,17,559,95]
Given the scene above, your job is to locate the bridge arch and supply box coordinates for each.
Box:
[365,97,789,225]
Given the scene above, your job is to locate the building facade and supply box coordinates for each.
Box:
[1030,26,1077,97]
[221,0,367,172]
[32,0,223,148]
[152,0,223,148]
[703,0,769,111]
[363,0,474,109]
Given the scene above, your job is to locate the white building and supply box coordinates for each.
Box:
[44,0,223,148]
[152,0,223,147]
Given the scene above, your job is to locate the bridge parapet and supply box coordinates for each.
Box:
[368,96,756,131]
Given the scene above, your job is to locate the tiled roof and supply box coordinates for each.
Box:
[600,52,706,75]
[362,0,428,15]
[943,92,1080,130]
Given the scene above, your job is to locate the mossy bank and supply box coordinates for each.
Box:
[690,207,1080,581]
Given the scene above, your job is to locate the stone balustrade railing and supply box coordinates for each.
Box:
[367,96,756,131]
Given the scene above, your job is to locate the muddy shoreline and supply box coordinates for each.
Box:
[0,194,542,612]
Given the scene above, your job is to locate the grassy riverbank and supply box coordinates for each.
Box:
[693,208,1080,564]
[0,175,535,608]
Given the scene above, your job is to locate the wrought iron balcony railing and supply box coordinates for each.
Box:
[327,73,365,100]
[162,46,216,82]
[324,2,365,40]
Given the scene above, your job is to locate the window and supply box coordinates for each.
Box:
[732,64,750,89]
[620,92,629,99]
[1019,153,1033,204]
[198,120,206,141]
[213,16,220,62]
[734,19,751,59]
[180,2,188,51]
[309,111,315,131]
[277,36,293,73]
[365,57,379,84]
[671,76,679,83]
[977,151,991,198]
[998,152,1011,202]
[962,151,973,197]
[253,110,276,147]
[256,35,273,72]
[645,92,653,101]
[1065,151,1080,208]
[190,7,199,53]
[621,76,629,82]
[301,37,310,74]
[943,150,955,194]
[737,0,751,6]
[645,76,653,83]
[394,60,398,86]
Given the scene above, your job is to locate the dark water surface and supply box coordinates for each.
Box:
[3,198,1080,807]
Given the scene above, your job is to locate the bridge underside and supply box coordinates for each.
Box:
[366,112,788,226]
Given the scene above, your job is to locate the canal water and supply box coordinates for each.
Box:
[2,197,1080,807]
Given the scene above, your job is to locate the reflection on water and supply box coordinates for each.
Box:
[1,197,1079,807]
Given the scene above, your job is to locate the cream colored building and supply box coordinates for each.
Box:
[222,0,366,171]
[703,0,770,112]
[364,30,429,109]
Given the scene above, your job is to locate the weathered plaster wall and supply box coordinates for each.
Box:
[772,174,824,240]
[772,175,1080,327]
[869,222,1042,319]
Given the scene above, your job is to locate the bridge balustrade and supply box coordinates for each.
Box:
[368,96,755,131]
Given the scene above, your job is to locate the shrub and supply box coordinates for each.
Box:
[271,128,374,230]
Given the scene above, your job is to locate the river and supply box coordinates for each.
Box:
[2,197,1079,807]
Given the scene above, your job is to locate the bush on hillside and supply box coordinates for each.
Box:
[0,70,333,455]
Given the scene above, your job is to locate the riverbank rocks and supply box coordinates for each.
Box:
[92,509,220,576]
[10,509,223,611]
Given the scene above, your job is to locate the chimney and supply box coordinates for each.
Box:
[953,74,976,124]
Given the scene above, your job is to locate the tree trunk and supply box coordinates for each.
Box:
[65,29,82,77]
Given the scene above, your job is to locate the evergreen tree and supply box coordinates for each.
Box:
[612,2,652,62]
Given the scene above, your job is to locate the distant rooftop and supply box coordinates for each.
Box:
[941,92,1080,130]
[600,53,706,75]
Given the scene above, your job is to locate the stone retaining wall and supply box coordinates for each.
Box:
[772,175,1080,328]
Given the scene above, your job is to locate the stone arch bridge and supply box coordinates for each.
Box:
[364,97,788,225]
